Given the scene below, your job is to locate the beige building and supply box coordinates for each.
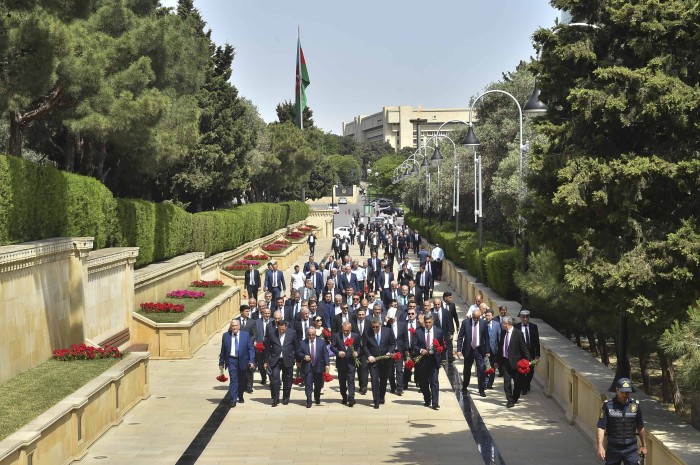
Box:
[342,106,473,151]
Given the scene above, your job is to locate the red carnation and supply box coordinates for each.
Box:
[405,359,415,371]
[322,372,334,382]
[433,339,444,354]
[254,341,265,353]
[408,327,416,335]
[484,367,495,376]
[393,352,402,361]
[322,328,332,339]
[292,377,303,385]
[517,358,531,375]
[344,337,355,347]
[216,373,228,382]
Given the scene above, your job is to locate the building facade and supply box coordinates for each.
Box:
[342,106,473,151]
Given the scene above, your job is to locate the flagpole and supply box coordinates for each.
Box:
[297,26,303,130]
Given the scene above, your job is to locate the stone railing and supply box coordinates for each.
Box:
[425,240,700,465]
[0,352,149,465]
[131,286,240,359]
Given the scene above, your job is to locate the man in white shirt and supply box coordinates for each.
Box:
[431,243,445,280]
[291,265,305,293]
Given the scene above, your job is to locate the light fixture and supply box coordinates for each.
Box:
[523,84,547,116]
[430,146,444,165]
[462,124,480,146]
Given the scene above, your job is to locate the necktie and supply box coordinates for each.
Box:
[524,325,530,346]
[311,341,316,364]
[303,321,307,333]
[359,322,363,334]
[471,320,478,349]
[242,318,246,329]
[421,273,425,286]
[376,333,380,346]
[273,272,277,287]
[263,320,268,337]
[426,330,431,349]
[234,335,239,356]
[504,332,510,358]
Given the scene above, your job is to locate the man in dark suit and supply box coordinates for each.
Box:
[244,264,261,301]
[385,309,406,395]
[297,327,330,408]
[236,305,257,394]
[483,308,501,390]
[264,262,286,303]
[456,308,490,397]
[443,292,460,333]
[362,316,396,409]
[352,308,370,395]
[219,320,255,407]
[432,297,454,362]
[414,313,445,409]
[306,266,324,298]
[367,251,382,292]
[332,303,354,335]
[332,234,342,259]
[330,321,361,406]
[379,265,395,307]
[295,308,312,340]
[412,231,421,254]
[265,320,300,406]
[514,310,539,395]
[339,264,359,296]
[414,264,432,306]
[284,291,302,322]
[357,229,367,256]
[303,255,318,274]
[495,316,530,408]
[254,308,273,385]
[401,303,419,390]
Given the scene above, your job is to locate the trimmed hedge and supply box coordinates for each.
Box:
[0,154,309,267]
[404,211,520,300]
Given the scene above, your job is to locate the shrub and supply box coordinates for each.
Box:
[485,249,520,299]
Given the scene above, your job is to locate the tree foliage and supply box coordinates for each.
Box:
[276,99,314,129]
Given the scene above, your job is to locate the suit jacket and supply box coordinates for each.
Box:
[339,272,359,294]
[362,327,396,358]
[283,299,302,322]
[497,328,530,366]
[330,332,361,366]
[332,312,354,335]
[254,318,274,343]
[266,329,300,368]
[367,257,382,275]
[456,318,489,354]
[352,319,371,344]
[486,319,501,354]
[332,238,341,251]
[402,319,419,352]
[295,318,313,341]
[235,316,256,336]
[389,321,407,352]
[413,326,446,364]
[303,261,319,274]
[432,307,454,335]
[244,269,261,288]
[378,271,395,289]
[219,330,255,370]
[305,271,324,296]
[264,270,286,291]
[415,270,433,290]
[515,322,540,359]
[298,338,330,374]
[447,302,459,330]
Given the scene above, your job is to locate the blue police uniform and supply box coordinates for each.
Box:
[597,393,644,465]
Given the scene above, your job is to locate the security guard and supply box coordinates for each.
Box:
[597,378,647,465]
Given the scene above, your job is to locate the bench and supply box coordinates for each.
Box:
[99,328,148,353]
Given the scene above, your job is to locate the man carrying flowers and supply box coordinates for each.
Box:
[218,319,255,408]
[413,313,446,410]
[330,321,361,407]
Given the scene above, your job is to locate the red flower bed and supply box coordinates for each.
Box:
[225,259,261,271]
[53,344,122,361]
[298,226,313,232]
[285,231,305,240]
[262,240,291,252]
[191,280,224,288]
[244,254,269,260]
[140,302,185,313]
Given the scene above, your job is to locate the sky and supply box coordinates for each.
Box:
[161,1,561,134]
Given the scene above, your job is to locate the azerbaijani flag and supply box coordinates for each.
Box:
[295,31,310,129]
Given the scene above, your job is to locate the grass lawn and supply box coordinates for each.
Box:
[0,358,120,441]
[136,285,230,323]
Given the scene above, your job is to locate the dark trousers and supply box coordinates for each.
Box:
[304,371,324,402]
[389,357,404,392]
[269,286,282,302]
[359,242,366,256]
[349,234,355,245]
[246,285,258,301]
[227,357,247,402]
[445,333,454,362]
[604,442,639,465]
[463,347,486,391]
[337,359,357,401]
[270,361,293,401]
[358,357,369,390]
[417,357,440,406]
[309,242,315,254]
[255,351,267,383]
[486,353,496,388]
[246,364,255,391]
[369,359,391,403]
[501,358,523,403]
[522,364,535,393]
[434,260,443,280]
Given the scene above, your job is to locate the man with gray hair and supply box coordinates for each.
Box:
[363,317,396,409]
[495,315,530,408]
[413,313,445,409]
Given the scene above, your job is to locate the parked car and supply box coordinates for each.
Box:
[376,198,393,208]
[328,203,340,213]
[333,226,351,239]
[380,206,404,217]
[338,197,348,204]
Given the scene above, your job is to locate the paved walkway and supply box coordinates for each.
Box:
[77,233,597,465]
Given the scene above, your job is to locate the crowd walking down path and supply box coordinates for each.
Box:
[76,232,598,465]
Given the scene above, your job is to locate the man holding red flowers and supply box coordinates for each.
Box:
[297,327,330,408]
[494,316,530,408]
[330,321,361,406]
[413,313,446,410]
[219,319,255,408]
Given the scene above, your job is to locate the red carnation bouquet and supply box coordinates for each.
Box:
[517,358,531,375]
[322,328,332,341]
[408,326,417,335]
[484,357,495,376]
[216,368,228,382]
[432,339,444,354]
[292,377,303,385]
[254,341,265,353]
[344,337,355,348]
[404,359,415,371]
[322,372,334,382]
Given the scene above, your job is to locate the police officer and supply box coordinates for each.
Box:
[596,378,647,465]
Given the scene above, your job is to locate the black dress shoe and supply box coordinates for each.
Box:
[432,404,440,410]
[348,400,355,407]
[396,390,403,396]
[230,402,237,408]
[261,379,267,385]
[379,399,385,404]
[341,398,347,405]
[271,399,279,407]
[506,402,514,408]
[282,398,289,405]
[479,391,486,397]
[390,388,396,394]
[423,401,430,407]
[238,398,245,403]
[360,388,367,395]
[373,403,379,409]
[315,399,321,405]
[521,390,528,395]
[246,389,254,394]
[306,402,312,408]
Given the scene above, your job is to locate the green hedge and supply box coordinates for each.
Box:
[404,212,519,300]
[0,154,309,267]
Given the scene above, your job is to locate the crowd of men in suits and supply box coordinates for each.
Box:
[221,220,540,411]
